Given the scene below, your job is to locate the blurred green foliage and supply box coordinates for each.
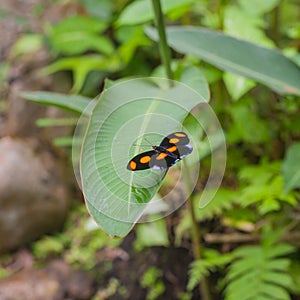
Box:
[8,0,300,298]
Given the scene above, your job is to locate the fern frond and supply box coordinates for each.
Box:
[188,260,211,291]
[195,188,238,221]
[188,249,234,291]
[238,162,297,214]
[224,243,295,300]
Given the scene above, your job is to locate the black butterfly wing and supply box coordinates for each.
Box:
[176,144,193,159]
[127,132,193,171]
[160,132,193,160]
[127,150,156,171]
[149,152,179,170]
[160,132,190,147]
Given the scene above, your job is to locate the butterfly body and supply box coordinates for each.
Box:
[127,132,192,171]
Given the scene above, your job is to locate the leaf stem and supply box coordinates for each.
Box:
[182,162,212,300]
[151,0,173,80]
[271,2,281,46]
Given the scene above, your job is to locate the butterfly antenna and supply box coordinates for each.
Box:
[143,137,153,145]
[132,136,153,147]
[132,143,150,147]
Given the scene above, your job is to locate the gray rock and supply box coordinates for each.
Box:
[0,259,95,300]
[0,137,70,252]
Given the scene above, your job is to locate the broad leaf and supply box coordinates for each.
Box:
[146,26,300,95]
[80,78,207,237]
[282,142,300,193]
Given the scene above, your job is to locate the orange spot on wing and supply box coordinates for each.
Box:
[140,155,151,163]
[167,146,177,152]
[169,138,179,144]
[129,161,137,170]
[175,132,186,137]
[156,153,168,160]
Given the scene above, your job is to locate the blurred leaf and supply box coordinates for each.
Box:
[282,142,300,193]
[223,73,256,101]
[44,55,122,93]
[227,101,270,143]
[81,0,113,20]
[195,188,238,221]
[36,117,78,127]
[50,33,114,56]
[224,6,275,47]
[289,259,300,294]
[238,162,297,214]
[49,15,107,35]
[188,250,234,291]
[53,136,73,147]
[47,15,113,56]
[238,0,281,15]
[21,91,91,114]
[180,66,210,101]
[116,0,196,26]
[11,34,43,57]
[134,218,169,251]
[116,26,151,63]
[146,26,300,95]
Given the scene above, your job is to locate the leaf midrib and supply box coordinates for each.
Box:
[127,99,160,211]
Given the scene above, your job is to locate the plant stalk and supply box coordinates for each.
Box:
[151,0,173,80]
[271,2,281,46]
[182,162,212,300]
[151,2,210,299]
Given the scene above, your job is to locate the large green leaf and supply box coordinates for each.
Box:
[146,26,300,95]
[282,142,300,193]
[79,78,207,237]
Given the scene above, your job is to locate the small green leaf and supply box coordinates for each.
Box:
[49,15,107,34]
[238,0,281,15]
[223,73,256,101]
[180,66,210,101]
[50,33,114,56]
[11,34,42,57]
[53,136,73,147]
[117,0,196,26]
[43,55,122,93]
[82,0,113,20]
[228,102,270,143]
[195,188,237,220]
[282,143,300,192]
[36,117,78,127]
[224,6,275,47]
[47,15,113,56]
[134,218,169,251]
[21,91,91,114]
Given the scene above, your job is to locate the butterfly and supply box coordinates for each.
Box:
[127,132,193,171]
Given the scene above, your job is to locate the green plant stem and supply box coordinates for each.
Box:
[271,2,281,46]
[182,162,212,300]
[151,0,173,80]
